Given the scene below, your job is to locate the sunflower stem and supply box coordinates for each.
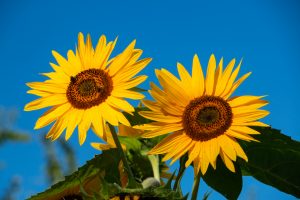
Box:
[173,155,188,190]
[108,124,139,188]
[148,155,160,181]
[191,171,201,200]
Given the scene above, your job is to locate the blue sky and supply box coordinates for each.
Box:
[0,0,300,199]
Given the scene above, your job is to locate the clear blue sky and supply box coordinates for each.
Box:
[0,0,300,199]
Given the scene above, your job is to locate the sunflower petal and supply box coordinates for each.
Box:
[205,54,217,95]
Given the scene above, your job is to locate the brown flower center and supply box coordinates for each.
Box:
[67,69,113,109]
[182,96,232,141]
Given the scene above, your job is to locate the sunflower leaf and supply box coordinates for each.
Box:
[123,107,151,126]
[27,149,121,200]
[238,126,300,198]
[202,157,242,200]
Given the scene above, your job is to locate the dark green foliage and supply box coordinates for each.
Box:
[123,107,151,126]
[238,127,300,198]
[202,158,242,200]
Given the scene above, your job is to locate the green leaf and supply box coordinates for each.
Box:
[119,136,142,151]
[202,158,242,200]
[238,126,300,198]
[27,149,122,200]
[123,107,151,126]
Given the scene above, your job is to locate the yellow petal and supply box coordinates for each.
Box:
[171,140,196,165]
[206,138,220,169]
[119,124,143,137]
[142,124,183,138]
[200,155,210,175]
[127,49,143,66]
[98,103,119,126]
[232,121,269,127]
[27,90,50,97]
[91,35,107,68]
[78,111,92,145]
[139,111,182,123]
[220,59,242,97]
[91,109,105,139]
[24,94,67,111]
[34,103,71,129]
[113,58,152,82]
[185,142,201,167]
[52,51,74,76]
[65,109,84,141]
[148,132,183,154]
[205,54,217,95]
[212,57,223,95]
[234,110,270,121]
[156,69,190,106]
[218,135,237,161]
[229,137,248,162]
[228,95,266,107]
[26,82,67,94]
[106,96,135,113]
[108,40,136,76]
[226,130,259,142]
[223,72,252,99]
[114,75,147,90]
[220,150,235,172]
[214,58,235,96]
[111,89,144,100]
[177,62,193,98]
[46,118,66,140]
[230,126,260,135]
[163,136,192,162]
[191,54,205,97]
[95,39,117,69]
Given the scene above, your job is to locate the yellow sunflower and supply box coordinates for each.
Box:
[139,54,269,175]
[25,33,151,145]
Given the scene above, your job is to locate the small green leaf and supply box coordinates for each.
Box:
[239,127,300,198]
[119,136,142,151]
[123,107,151,126]
[202,157,242,200]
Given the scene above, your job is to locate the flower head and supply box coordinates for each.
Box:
[25,33,151,145]
[140,54,269,174]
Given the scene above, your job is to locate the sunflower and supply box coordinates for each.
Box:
[25,33,151,145]
[139,54,269,175]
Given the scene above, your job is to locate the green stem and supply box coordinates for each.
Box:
[173,156,187,190]
[108,124,138,188]
[191,171,201,200]
[148,155,160,181]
